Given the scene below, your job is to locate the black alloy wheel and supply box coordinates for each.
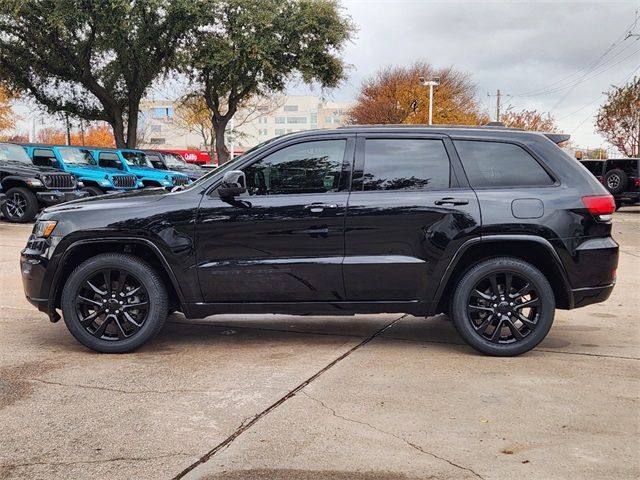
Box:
[75,268,149,341]
[451,257,555,356]
[2,187,38,222]
[61,253,168,353]
[467,271,539,344]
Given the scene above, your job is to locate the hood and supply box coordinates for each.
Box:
[41,187,168,217]
[0,161,63,177]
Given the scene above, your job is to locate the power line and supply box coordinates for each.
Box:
[514,14,639,98]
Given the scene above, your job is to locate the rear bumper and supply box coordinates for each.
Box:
[36,190,89,206]
[615,190,640,204]
[571,283,615,309]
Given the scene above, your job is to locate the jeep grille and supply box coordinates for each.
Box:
[42,173,75,190]
[172,176,189,186]
[112,175,137,188]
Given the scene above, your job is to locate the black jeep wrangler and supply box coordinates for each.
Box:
[0,142,88,222]
[21,126,618,356]
[579,158,640,210]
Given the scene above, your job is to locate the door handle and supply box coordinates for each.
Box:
[434,197,469,206]
[304,203,337,213]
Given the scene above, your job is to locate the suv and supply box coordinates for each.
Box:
[22,144,142,196]
[0,142,88,222]
[20,126,618,356]
[144,150,206,181]
[579,158,639,210]
[91,148,191,188]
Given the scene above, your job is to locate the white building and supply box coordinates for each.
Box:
[138,95,353,153]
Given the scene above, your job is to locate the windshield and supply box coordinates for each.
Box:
[163,152,188,168]
[59,147,97,166]
[122,151,153,168]
[0,144,32,163]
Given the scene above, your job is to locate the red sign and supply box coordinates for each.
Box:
[153,149,213,165]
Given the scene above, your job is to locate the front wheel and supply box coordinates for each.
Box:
[450,257,555,356]
[1,187,39,223]
[61,253,168,353]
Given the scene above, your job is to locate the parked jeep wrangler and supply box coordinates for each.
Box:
[579,158,640,210]
[90,148,191,188]
[0,142,88,222]
[21,144,143,196]
[21,126,618,356]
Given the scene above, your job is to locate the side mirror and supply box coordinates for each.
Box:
[218,170,246,198]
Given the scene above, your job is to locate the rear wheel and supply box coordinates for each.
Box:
[451,257,555,356]
[1,187,38,223]
[61,253,168,353]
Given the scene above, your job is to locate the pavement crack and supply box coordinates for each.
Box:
[171,314,407,480]
[302,390,485,480]
[7,452,193,469]
[25,377,208,394]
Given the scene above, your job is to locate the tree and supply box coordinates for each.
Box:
[0,0,196,148]
[596,76,640,157]
[501,108,558,132]
[0,85,16,132]
[348,62,488,126]
[172,92,284,156]
[186,0,354,163]
[37,127,66,144]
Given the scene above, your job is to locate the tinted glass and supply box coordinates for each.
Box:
[455,140,554,187]
[244,140,345,195]
[362,139,450,191]
[122,151,153,168]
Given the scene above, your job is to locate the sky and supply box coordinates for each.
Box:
[293,0,640,150]
[15,0,640,151]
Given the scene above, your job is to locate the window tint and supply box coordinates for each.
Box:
[243,140,345,196]
[455,140,554,187]
[362,139,450,191]
[98,152,123,170]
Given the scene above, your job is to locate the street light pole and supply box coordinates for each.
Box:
[419,76,440,125]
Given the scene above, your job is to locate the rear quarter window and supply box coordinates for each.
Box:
[454,140,555,188]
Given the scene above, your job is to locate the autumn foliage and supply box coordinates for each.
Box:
[348,62,488,126]
[36,125,116,147]
[0,84,16,132]
[596,76,640,157]
[501,109,558,132]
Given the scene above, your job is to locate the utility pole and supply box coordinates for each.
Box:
[487,90,507,122]
[64,113,71,145]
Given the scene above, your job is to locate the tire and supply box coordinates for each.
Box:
[82,186,105,196]
[604,169,628,195]
[1,187,39,223]
[450,257,555,357]
[61,253,168,353]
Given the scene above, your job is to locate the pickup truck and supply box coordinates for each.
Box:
[21,144,143,196]
[579,158,640,210]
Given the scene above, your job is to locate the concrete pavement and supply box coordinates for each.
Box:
[0,208,638,480]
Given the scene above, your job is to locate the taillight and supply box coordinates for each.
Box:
[634,178,640,187]
[582,195,615,221]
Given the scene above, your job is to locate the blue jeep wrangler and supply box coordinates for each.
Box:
[90,148,191,188]
[22,144,143,196]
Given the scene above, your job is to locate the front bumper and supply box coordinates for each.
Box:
[37,190,89,206]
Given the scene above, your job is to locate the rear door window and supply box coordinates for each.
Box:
[455,140,554,188]
[361,138,450,191]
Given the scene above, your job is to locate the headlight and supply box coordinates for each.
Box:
[26,179,43,187]
[98,180,111,186]
[77,181,84,188]
[162,180,172,185]
[34,220,57,238]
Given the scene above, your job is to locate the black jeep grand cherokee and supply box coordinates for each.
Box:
[21,126,618,356]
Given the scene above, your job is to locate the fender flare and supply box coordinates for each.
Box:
[49,237,186,306]
[434,234,573,309]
